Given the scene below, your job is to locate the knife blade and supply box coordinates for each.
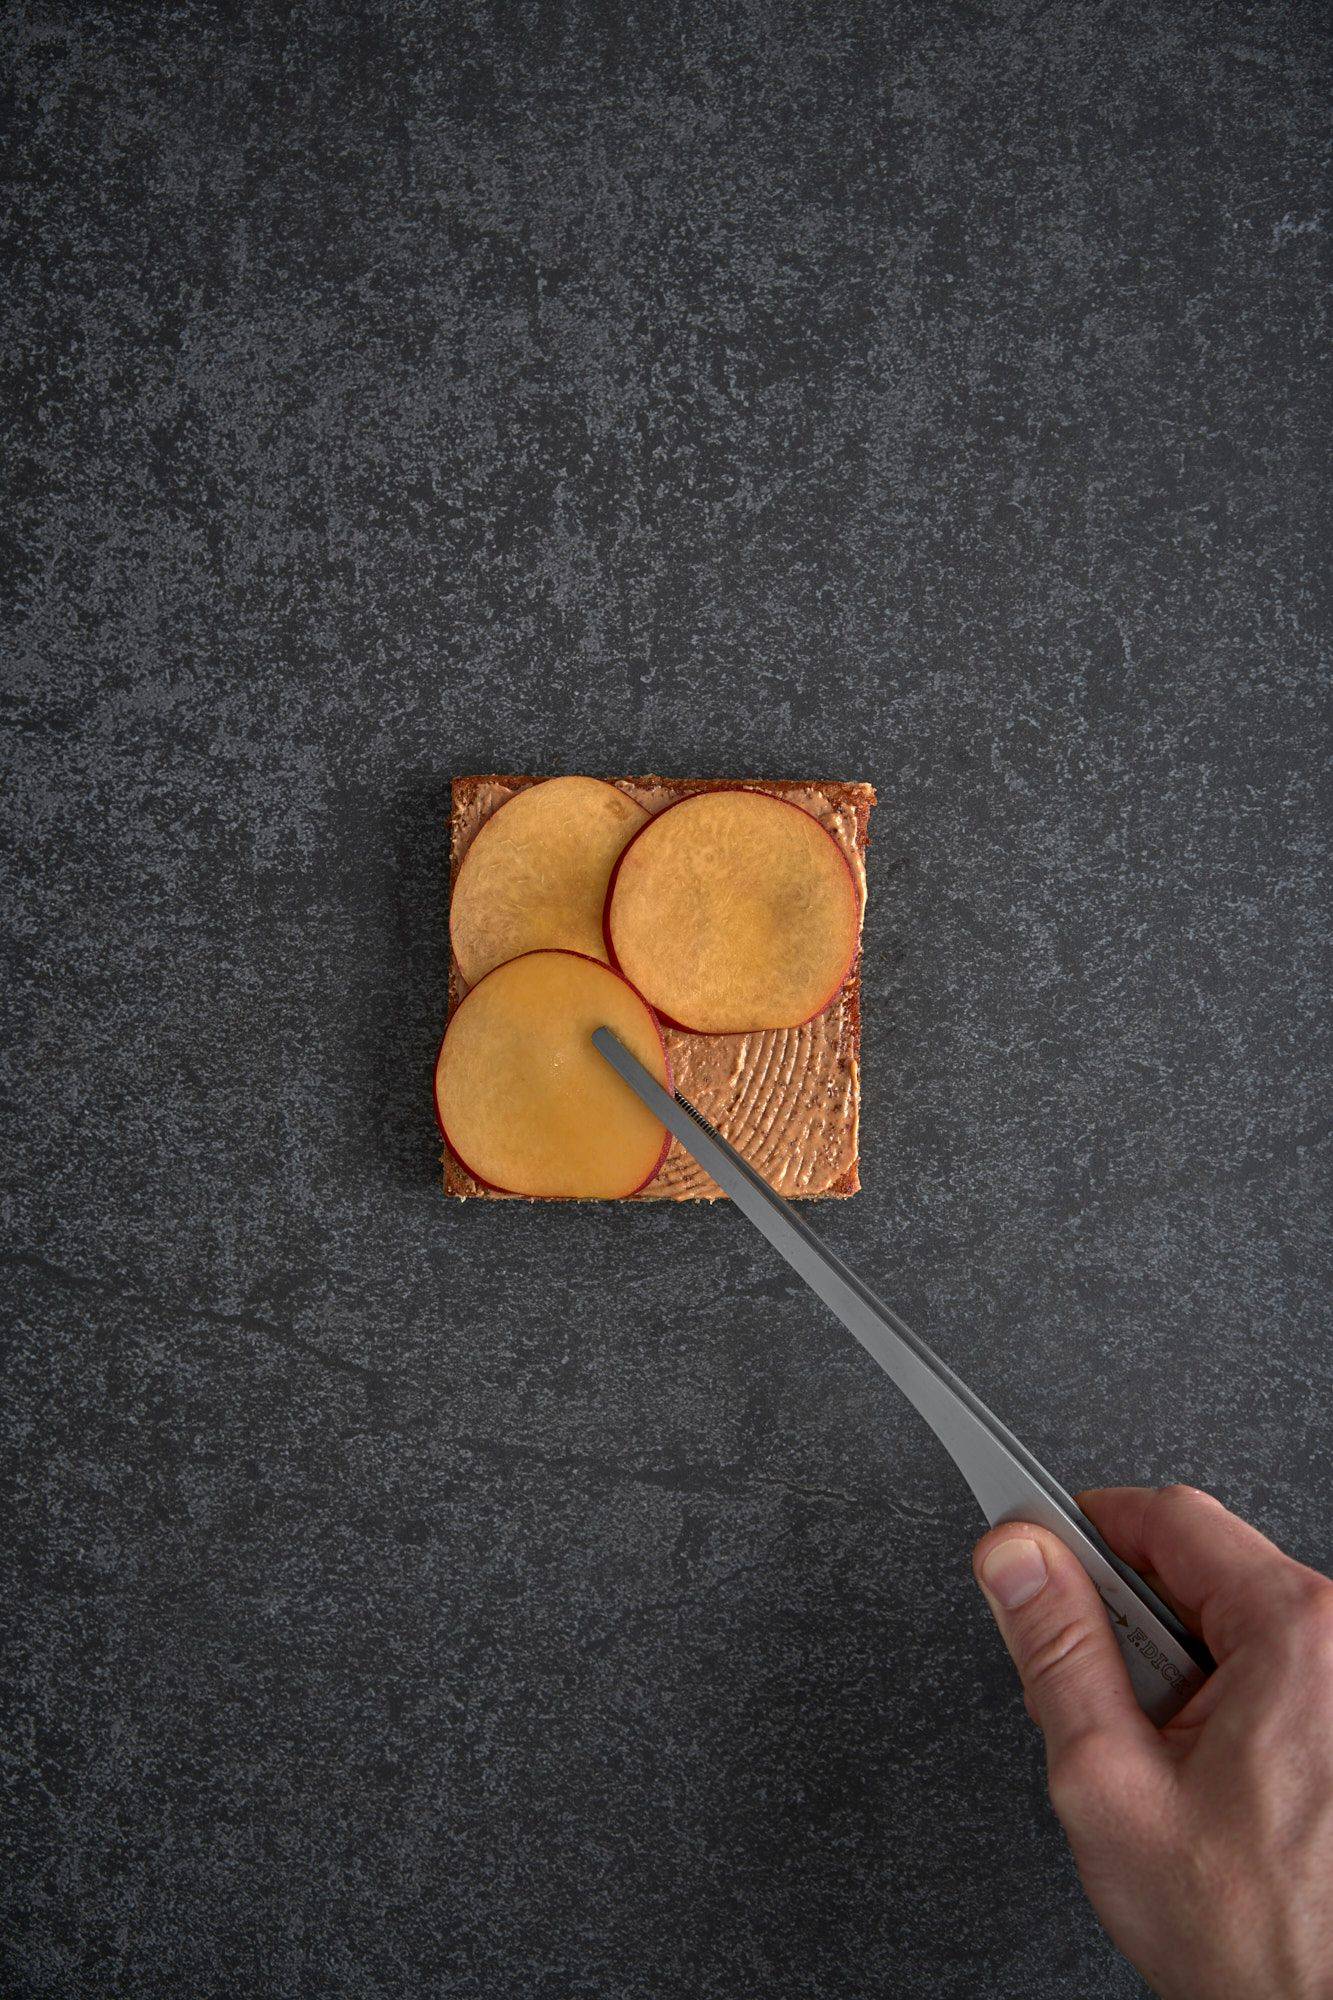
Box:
[592,1025,1211,1725]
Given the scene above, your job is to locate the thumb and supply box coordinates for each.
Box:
[973,1523,1160,1766]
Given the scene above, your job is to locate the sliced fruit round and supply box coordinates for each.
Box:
[450,776,650,988]
[435,949,672,1198]
[604,788,859,1033]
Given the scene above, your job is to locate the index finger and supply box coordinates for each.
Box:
[1077,1484,1311,1661]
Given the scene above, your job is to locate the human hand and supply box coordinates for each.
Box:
[972,1485,1333,1999]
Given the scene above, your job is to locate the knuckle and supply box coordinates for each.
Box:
[1262,1574,1333,1676]
[1022,1615,1102,1690]
[1295,1582,1333,1663]
[1154,1481,1216,1520]
[1299,1574,1333,1620]
[1047,1729,1118,1825]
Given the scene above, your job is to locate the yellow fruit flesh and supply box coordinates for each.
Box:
[436,951,670,1198]
[451,777,648,987]
[608,790,858,1032]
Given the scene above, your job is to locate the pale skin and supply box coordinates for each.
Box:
[972,1486,1333,2000]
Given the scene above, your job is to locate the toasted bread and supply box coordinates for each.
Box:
[443,775,874,1200]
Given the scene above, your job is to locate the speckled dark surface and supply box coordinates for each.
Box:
[3,3,1330,1995]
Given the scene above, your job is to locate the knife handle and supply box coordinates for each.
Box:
[897,1358,1212,1725]
[988,1493,1211,1726]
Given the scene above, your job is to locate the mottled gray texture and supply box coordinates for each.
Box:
[2,2,1330,1995]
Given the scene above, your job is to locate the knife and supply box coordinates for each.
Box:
[592,1027,1212,1725]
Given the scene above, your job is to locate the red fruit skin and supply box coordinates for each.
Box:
[434,948,674,1198]
[602,788,861,1036]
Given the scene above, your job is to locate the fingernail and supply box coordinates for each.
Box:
[980,1538,1048,1609]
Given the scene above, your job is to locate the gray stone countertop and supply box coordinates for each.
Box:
[4,4,1329,1995]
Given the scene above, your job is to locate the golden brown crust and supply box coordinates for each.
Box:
[442,774,875,1203]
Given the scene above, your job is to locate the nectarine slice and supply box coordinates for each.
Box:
[435,950,672,1198]
[451,777,649,987]
[605,789,859,1033]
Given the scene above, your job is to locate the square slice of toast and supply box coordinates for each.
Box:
[444,775,874,1201]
